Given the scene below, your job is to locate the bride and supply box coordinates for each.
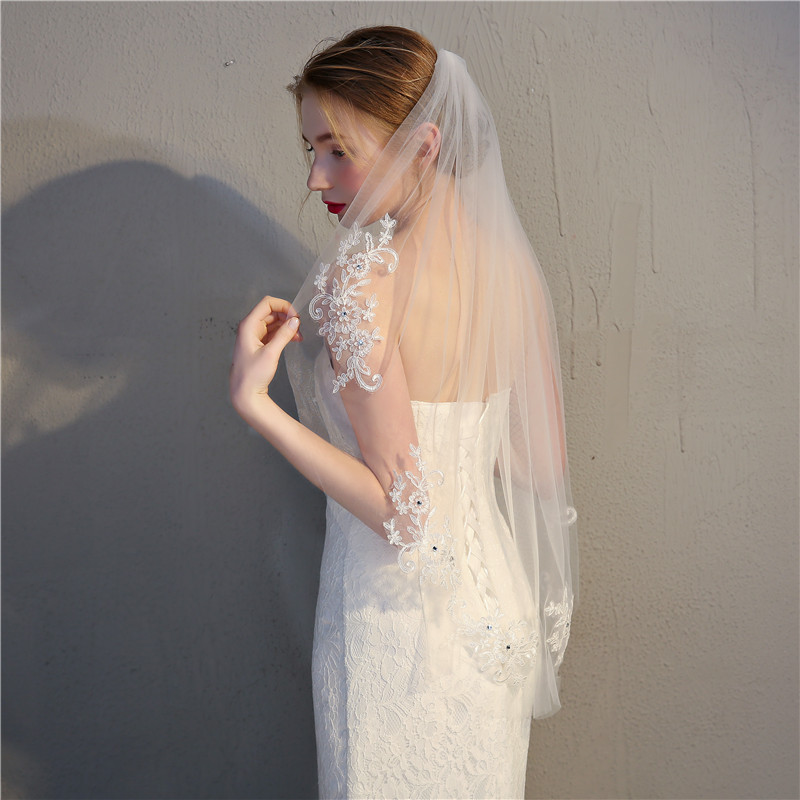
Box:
[230,26,577,799]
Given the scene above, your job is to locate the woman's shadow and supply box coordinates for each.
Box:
[3,157,324,799]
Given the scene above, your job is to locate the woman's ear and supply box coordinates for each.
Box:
[415,122,441,165]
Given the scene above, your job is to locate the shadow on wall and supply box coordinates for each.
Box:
[2,158,324,799]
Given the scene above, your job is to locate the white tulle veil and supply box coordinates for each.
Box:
[286,49,577,719]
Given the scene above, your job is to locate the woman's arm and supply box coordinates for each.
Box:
[238,393,393,535]
[230,295,411,537]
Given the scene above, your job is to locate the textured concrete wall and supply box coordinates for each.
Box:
[3,3,797,799]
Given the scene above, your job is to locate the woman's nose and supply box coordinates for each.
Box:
[307,159,332,192]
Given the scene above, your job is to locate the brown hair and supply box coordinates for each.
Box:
[288,26,437,159]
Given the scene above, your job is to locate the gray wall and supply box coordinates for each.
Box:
[3,3,797,799]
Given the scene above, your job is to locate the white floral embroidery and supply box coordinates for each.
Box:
[383,445,460,589]
[460,608,538,686]
[544,588,573,668]
[309,214,398,393]
[383,444,538,686]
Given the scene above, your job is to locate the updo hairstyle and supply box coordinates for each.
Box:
[288,26,437,161]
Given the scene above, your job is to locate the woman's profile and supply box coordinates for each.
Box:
[230,26,577,798]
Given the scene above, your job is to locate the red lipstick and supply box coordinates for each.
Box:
[324,202,346,215]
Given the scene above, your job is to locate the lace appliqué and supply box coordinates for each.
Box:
[544,588,573,669]
[460,609,538,686]
[309,214,398,394]
[383,445,460,589]
[383,444,538,687]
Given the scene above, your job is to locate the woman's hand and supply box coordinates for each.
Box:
[230,295,302,419]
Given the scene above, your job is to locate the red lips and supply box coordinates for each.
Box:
[324,202,346,215]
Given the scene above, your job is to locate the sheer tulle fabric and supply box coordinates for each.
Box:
[286,49,577,725]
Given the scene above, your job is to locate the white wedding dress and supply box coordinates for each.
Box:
[284,47,576,800]
[311,354,532,799]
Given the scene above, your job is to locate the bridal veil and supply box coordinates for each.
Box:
[286,48,577,719]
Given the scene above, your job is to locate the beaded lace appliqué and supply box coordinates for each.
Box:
[384,444,543,687]
[309,214,398,394]
[383,445,460,589]
[460,609,538,686]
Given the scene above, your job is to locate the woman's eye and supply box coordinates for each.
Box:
[333,150,346,159]
[305,144,314,153]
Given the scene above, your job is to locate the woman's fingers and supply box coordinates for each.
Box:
[241,296,294,329]
[254,295,297,323]
[264,315,302,356]
[264,315,294,336]
[230,295,303,411]
[238,296,301,345]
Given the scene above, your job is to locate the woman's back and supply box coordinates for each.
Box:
[397,202,513,404]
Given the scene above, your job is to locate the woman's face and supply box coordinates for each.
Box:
[301,90,385,221]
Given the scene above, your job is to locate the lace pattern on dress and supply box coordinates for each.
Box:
[309,214,398,394]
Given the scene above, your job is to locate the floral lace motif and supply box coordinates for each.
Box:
[544,587,573,668]
[383,445,460,589]
[309,214,398,393]
[384,444,539,686]
[460,608,539,686]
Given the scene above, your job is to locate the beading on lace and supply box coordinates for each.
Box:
[383,444,460,588]
[460,609,538,686]
[384,442,540,687]
[309,214,398,393]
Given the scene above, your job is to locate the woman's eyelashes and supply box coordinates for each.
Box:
[304,143,347,159]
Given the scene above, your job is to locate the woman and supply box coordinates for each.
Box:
[230,26,577,798]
